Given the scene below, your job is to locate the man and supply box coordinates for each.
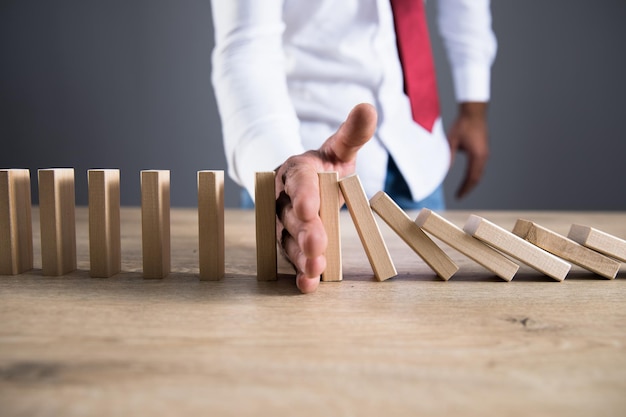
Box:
[210,0,497,293]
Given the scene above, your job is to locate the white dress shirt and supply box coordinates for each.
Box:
[210,0,497,200]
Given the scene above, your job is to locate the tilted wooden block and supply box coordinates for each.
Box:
[198,170,225,281]
[38,168,77,276]
[464,215,570,281]
[0,169,33,275]
[370,192,458,280]
[88,169,121,278]
[513,219,620,279]
[415,209,519,281]
[568,224,626,263]
[141,170,170,279]
[255,172,277,281]
[319,172,342,282]
[338,175,396,281]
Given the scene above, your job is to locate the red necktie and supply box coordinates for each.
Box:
[390,0,440,133]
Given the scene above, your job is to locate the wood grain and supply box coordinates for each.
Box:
[370,192,458,280]
[0,209,625,417]
[568,224,626,262]
[0,169,33,275]
[197,170,225,281]
[464,214,570,281]
[38,168,76,276]
[255,172,277,281]
[513,219,620,279]
[140,170,170,279]
[319,172,342,282]
[416,208,519,281]
[339,175,396,281]
[88,169,121,278]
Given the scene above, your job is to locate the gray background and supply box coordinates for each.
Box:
[1,1,625,210]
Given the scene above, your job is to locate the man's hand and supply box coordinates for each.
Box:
[448,102,490,199]
[275,103,377,293]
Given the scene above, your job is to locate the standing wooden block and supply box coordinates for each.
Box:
[370,192,458,280]
[0,169,33,275]
[38,168,77,276]
[464,215,570,281]
[415,209,519,281]
[319,172,342,282]
[88,169,121,278]
[255,172,277,281]
[568,224,626,263]
[338,175,396,281]
[141,170,170,279]
[513,219,620,279]
[198,170,225,281]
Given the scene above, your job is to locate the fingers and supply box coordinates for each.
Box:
[275,155,328,292]
[448,109,489,199]
[282,161,321,224]
[456,152,488,199]
[280,203,328,264]
[282,233,324,294]
[321,103,377,165]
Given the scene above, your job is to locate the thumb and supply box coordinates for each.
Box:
[447,125,461,166]
[321,103,377,164]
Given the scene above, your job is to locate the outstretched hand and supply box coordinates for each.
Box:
[275,103,377,293]
[448,102,490,199]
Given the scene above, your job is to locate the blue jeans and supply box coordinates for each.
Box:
[383,157,445,211]
[239,157,445,210]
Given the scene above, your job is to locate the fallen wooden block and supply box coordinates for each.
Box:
[513,219,620,279]
[319,172,342,282]
[370,192,458,280]
[198,170,225,281]
[255,172,277,281]
[339,175,396,281]
[415,209,519,281]
[141,170,170,279]
[0,169,33,275]
[38,168,77,276]
[88,169,121,278]
[464,215,570,281]
[568,224,626,263]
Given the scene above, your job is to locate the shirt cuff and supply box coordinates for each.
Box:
[452,64,492,103]
[234,132,306,201]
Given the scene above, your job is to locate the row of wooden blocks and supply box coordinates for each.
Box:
[2,168,625,281]
[256,172,626,282]
[0,168,224,279]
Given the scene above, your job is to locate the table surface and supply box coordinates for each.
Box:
[1,208,625,417]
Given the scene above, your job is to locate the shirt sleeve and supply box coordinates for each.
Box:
[436,0,497,103]
[210,1,305,197]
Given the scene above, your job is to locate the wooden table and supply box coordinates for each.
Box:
[1,208,625,416]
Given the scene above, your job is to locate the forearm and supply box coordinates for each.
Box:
[210,1,305,196]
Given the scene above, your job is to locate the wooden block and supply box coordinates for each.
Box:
[141,170,170,279]
[415,208,519,281]
[255,172,277,281]
[198,170,225,281]
[38,168,77,276]
[0,169,33,275]
[370,192,458,280]
[338,175,396,281]
[88,169,121,278]
[513,219,620,279]
[568,224,626,263]
[319,172,342,282]
[464,215,570,281]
